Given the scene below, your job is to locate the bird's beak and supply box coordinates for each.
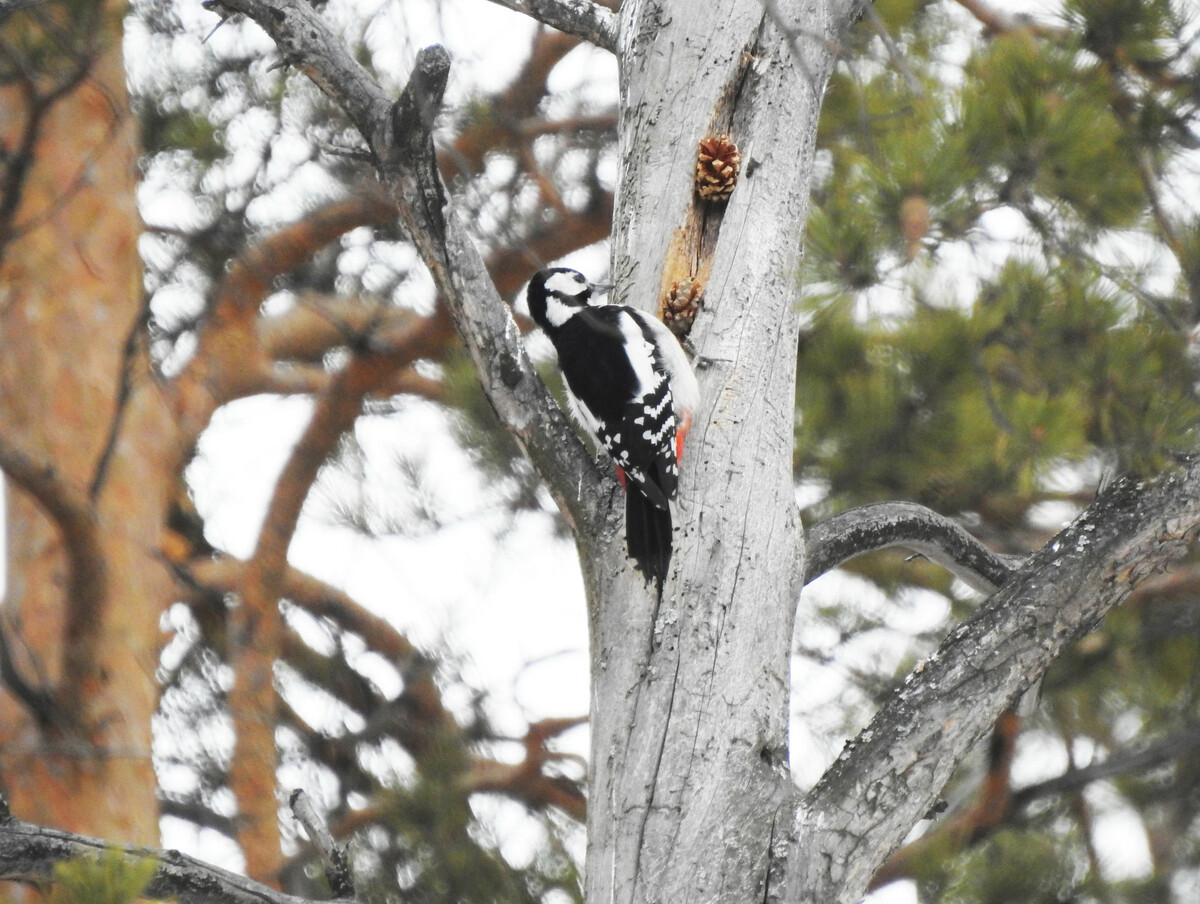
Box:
[591,281,615,295]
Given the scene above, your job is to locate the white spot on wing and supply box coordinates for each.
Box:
[617,312,659,398]
[628,308,700,416]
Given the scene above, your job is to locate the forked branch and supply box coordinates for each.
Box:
[203,0,609,537]
[789,457,1200,904]
[0,435,106,712]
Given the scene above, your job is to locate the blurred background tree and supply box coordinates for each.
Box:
[0,0,606,898]
[798,1,1200,902]
[0,0,1199,902]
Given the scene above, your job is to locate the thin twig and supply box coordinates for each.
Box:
[1013,723,1200,808]
[862,3,924,98]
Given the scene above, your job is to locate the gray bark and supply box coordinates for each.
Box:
[788,459,1200,904]
[0,804,317,904]
[481,0,618,52]
[205,0,609,538]
[586,3,842,904]
[803,502,1023,593]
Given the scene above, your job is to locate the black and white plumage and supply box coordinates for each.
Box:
[527,267,699,591]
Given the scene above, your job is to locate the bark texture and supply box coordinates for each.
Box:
[788,459,1200,904]
[0,0,164,843]
[3,4,1189,904]
[586,3,840,903]
[0,804,317,904]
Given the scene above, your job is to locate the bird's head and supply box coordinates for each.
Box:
[527,267,603,331]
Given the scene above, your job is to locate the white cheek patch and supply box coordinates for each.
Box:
[545,271,589,297]
[544,296,579,328]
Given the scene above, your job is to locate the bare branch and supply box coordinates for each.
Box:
[0,618,64,729]
[203,0,392,136]
[1013,723,1200,808]
[188,557,420,663]
[0,804,320,904]
[463,716,589,820]
[482,0,617,53]
[0,0,50,16]
[172,191,403,443]
[254,365,332,397]
[220,196,395,315]
[871,720,1200,889]
[258,295,421,364]
[229,333,436,874]
[158,797,237,838]
[485,190,614,297]
[516,112,617,139]
[245,343,433,588]
[442,30,586,183]
[803,501,1022,594]
[0,435,106,710]
[790,457,1200,904]
[951,0,1068,38]
[862,4,923,97]
[207,0,610,537]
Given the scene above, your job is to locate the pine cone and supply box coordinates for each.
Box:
[663,278,703,340]
[695,135,741,201]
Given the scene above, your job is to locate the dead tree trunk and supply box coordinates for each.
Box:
[584,3,841,903]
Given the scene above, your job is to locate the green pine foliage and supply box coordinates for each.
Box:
[800,0,1200,901]
[962,33,1146,230]
[936,830,1082,904]
[44,849,159,904]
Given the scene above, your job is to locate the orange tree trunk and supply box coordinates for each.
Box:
[0,1,168,844]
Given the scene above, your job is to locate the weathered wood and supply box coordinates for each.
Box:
[207,0,607,538]
[135,6,1200,904]
[804,501,1023,593]
[788,458,1200,904]
[0,804,320,904]
[586,3,842,903]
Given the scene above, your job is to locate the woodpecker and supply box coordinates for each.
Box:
[527,267,699,591]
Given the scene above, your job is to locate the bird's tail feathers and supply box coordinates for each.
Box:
[625,488,672,595]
